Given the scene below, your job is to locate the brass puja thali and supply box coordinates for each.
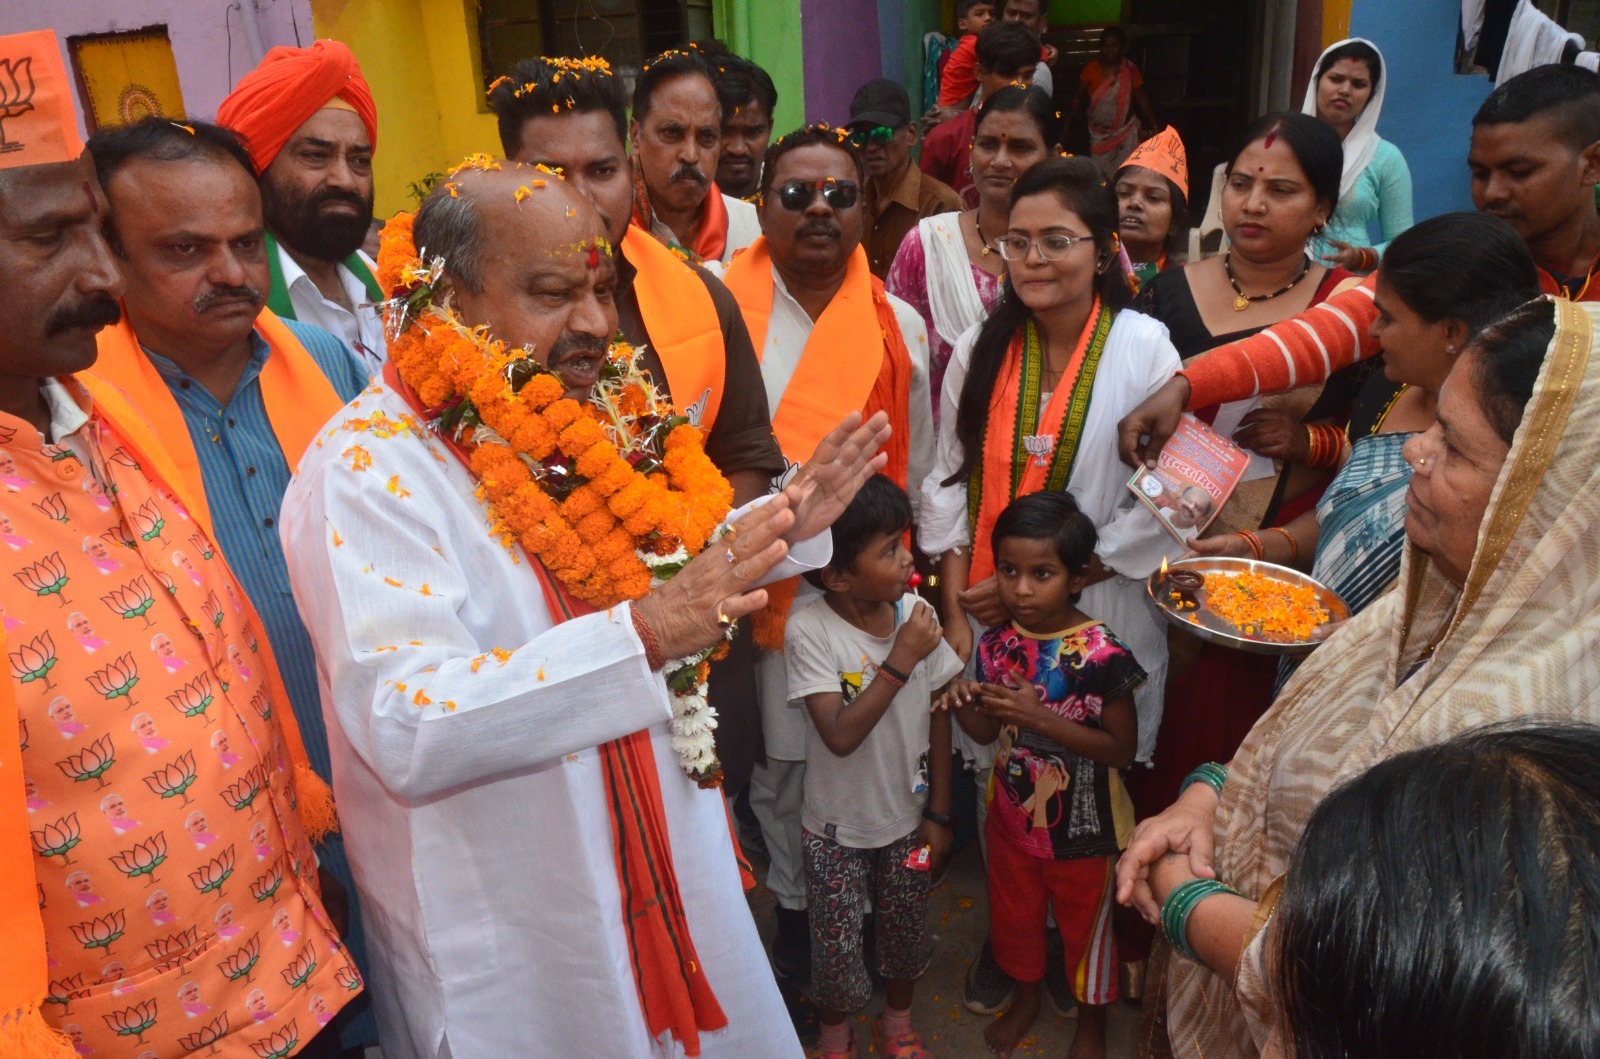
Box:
[1147,557,1350,657]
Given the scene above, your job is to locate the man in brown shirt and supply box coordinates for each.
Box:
[848,79,964,277]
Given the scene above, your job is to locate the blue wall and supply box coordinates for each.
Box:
[1349,0,1493,221]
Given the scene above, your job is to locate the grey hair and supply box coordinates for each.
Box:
[413,186,486,295]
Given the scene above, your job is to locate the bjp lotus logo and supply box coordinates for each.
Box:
[143,926,199,966]
[29,812,81,863]
[221,765,265,813]
[335,965,362,992]
[250,1019,300,1059]
[87,653,141,707]
[178,1012,229,1055]
[0,55,36,154]
[102,999,158,1044]
[109,832,168,884]
[102,575,156,627]
[168,673,215,724]
[31,493,68,524]
[14,551,69,605]
[43,974,88,1016]
[56,735,116,788]
[9,631,58,689]
[280,941,317,990]
[129,499,167,543]
[69,909,126,955]
[216,935,260,983]
[144,750,199,805]
[250,864,282,903]
[189,844,235,899]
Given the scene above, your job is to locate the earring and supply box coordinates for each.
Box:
[1446,343,1457,356]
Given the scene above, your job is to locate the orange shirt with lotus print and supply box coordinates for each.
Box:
[3,380,358,1058]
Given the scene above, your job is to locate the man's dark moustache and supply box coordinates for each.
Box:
[669,166,709,185]
[194,286,265,313]
[44,296,121,337]
[796,223,841,239]
[547,334,608,364]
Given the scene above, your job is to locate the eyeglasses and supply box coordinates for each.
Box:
[990,233,1094,262]
[772,179,861,211]
[847,125,897,149]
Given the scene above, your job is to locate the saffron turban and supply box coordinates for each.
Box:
[216,39,377,173]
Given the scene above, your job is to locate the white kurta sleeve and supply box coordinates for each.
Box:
[1093,322,1187,579]
[281,435,675,802]
[890,295,937,524]
[918,323,980,557]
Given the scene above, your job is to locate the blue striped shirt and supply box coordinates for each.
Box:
[143,318,377,1045]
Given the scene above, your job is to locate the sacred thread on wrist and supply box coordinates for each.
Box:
[874,661,910,688]
[1162,877,1241,962]
[631,608,667,671]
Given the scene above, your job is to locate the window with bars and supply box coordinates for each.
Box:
[478,0,714,86]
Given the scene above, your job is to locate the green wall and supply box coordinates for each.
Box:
[712,0,806,133]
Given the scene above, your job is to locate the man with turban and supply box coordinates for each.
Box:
[218,40,385,377]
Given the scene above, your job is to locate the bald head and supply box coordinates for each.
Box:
[417,163,619,398]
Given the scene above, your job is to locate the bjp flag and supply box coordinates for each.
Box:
[0,29,84,170]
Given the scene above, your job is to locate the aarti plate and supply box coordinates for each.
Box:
[1147,557,1350,657]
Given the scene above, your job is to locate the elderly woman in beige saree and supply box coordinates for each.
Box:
[1115,296,1600,1059]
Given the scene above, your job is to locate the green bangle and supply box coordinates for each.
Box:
[1180,762,1228,797]
[1161,877,1240,963]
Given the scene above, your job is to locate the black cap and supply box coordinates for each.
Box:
[848,79,911,129]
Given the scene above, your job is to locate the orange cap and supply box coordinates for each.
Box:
[1119,125,1188,200]
[0,30,85,170]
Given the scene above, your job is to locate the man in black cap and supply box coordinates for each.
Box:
[847,79,962,277]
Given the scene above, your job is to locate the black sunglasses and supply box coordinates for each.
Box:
[772,179,861,211]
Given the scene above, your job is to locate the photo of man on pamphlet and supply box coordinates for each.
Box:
[1128,415,1251,545]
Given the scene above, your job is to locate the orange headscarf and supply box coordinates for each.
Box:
[216,40,378,173]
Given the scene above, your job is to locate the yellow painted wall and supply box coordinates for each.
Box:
[311,0,502,217]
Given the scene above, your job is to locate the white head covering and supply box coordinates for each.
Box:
[1300,37,1387,200]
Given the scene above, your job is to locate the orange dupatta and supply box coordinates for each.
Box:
[968,304,1112,584]
[82,326,343,840]
[383,362,728,1055]
[89,307,343,531]
[622,224,728,431]
[722,239,914,646]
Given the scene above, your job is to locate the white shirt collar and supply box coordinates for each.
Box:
[40,378,90,442]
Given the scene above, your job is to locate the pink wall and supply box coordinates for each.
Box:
[0,0,315,134]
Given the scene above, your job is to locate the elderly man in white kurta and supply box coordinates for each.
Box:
[281,166,890,1057]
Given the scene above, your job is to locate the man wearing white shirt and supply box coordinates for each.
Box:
[281,164,889,1057]
[720,125,936,992]
[217,41,387,377]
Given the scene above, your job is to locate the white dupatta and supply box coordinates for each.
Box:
[1300,37,1388,201]
[919,213,989,348]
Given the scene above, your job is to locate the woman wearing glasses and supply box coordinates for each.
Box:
[921,155,1181,759]
[886,85,1059,425]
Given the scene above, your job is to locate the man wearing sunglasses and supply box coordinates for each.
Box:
[847,79,962,278]
[721,125,935,1010]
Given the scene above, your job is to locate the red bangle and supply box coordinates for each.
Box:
[1237,530,1264,561]
[631,608,667,671]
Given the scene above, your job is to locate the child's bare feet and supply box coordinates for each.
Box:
[1064,1002,1108,1059]
[983,981,1041,1056]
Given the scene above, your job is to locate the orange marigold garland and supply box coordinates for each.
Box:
[378,201,734,784]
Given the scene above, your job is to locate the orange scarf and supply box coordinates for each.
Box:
[384,362,726,1055]
[722,239,914,646]
[968,304,1111,584]
[622,224,728,431]
[90,308,343,532]
[630,165,732,264]
[83,325,342,839]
